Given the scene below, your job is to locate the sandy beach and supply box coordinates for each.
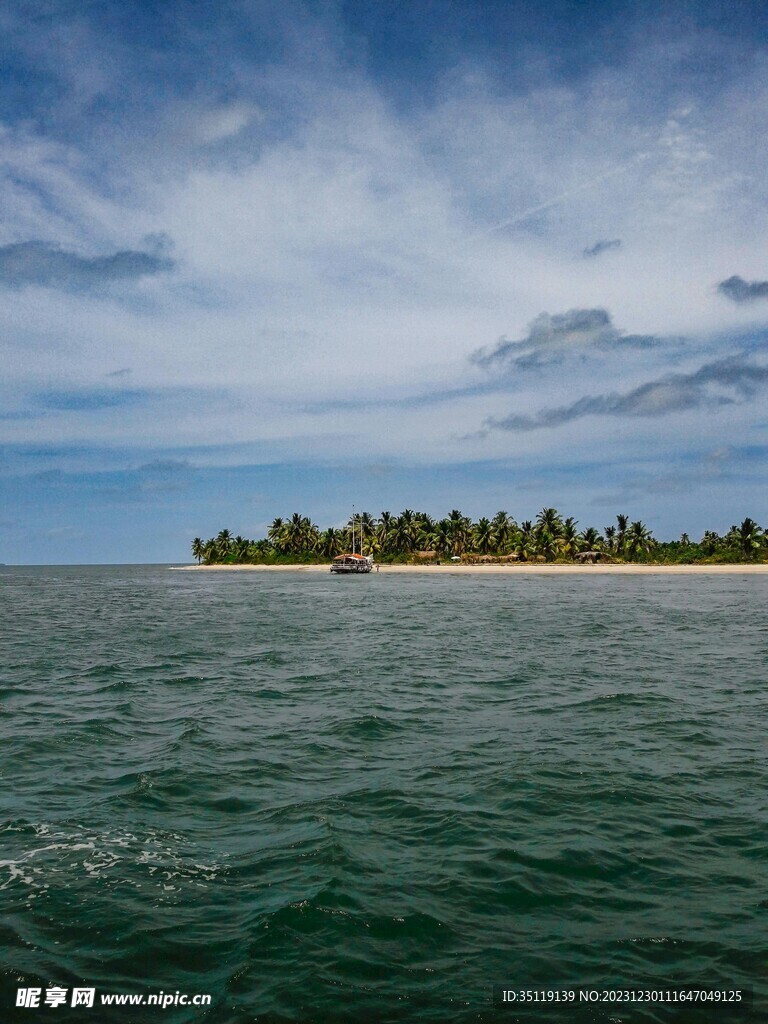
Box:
[172,563,768,574]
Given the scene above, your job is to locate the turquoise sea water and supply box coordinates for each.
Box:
[1,565,766,1023]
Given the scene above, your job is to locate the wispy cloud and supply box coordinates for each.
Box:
[486,356,768,432]
[137,459,191,473]
[34,388,152,412]
[43,525,84,539]
[0,241,173,290]
[137,458,193,493]
[583,239,621,258]
[486,157,647,234]
[471,308,660,373]
[717,275,768,303]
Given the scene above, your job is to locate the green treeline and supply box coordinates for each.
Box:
[192,510,766,565]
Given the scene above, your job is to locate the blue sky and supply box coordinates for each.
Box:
[2,0,768,562]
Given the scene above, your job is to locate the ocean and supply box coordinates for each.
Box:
[1,565,765,1022]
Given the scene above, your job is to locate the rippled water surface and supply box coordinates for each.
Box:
[1,565,766,1022]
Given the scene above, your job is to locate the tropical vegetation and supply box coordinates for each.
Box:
[191,511,767,565]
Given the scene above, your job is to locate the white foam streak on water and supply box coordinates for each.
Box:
[0,823,223,893]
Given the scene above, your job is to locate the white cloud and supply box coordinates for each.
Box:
[2,10,768,493]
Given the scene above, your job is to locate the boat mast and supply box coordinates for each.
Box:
[352,505,355,555]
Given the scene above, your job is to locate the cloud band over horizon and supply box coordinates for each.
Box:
[0,241,174,290]
[485,356,768,432]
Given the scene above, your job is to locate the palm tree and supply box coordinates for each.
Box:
[366,534,382,560]
[533,508,563,560]
[393,510,417,553]
[284,513,302,553]
[730,518,763,560]
[616,514,629,556]
[426,520,452,558]
[216,529,233,560]
[377,511,395,553]
[517,520,535,561]
[287,513,318,554]
[491,511,512,553]
[191,537,204,564]
[473,517,493,554]
[446,509,472,555]
[560,517,579,557]
[536,507,563,536]
[537,528,560,561]
[360,512,376,552]
[603,524,616,551]
[250,539,271,559]
[581,526,601,551]
[417,512,435,532]
[319,527,343,557]
[701,530,721,556]
[625,520,654,559]
[305,518,320,554]
[268,518,286,552]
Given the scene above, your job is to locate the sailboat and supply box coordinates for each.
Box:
[330,510,373,573]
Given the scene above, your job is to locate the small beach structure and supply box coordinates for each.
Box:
[575,550,612,564]
[460,552,521,564]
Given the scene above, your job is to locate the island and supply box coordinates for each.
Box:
[188,509,766,567]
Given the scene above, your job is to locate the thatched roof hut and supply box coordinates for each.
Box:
[462,552,518,564]
[575,550,612,564]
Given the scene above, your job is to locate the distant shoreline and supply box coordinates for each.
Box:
[171,563,768,574]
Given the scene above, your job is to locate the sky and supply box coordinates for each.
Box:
[2,0,768,562]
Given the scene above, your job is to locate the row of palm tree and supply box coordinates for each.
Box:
[192,509,763,565]
[193,511,766,565]
[676,518,764,561]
